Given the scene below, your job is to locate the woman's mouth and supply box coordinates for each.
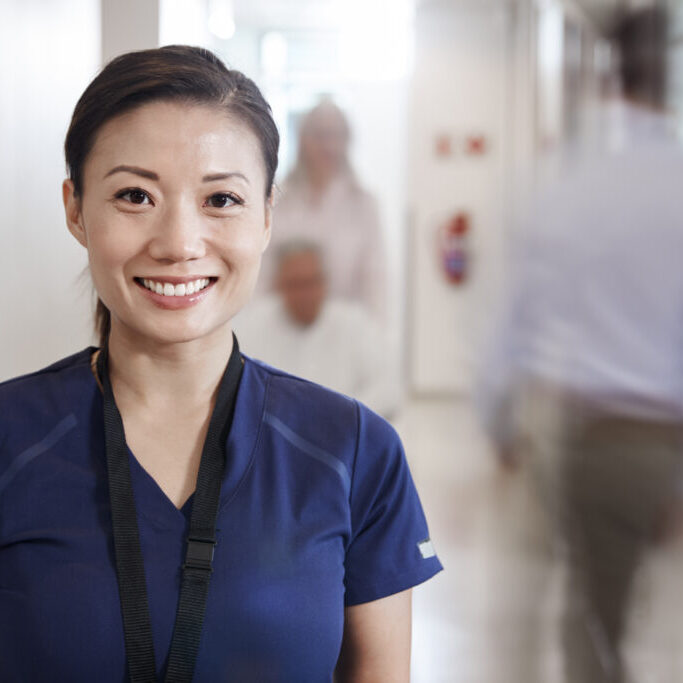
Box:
[136,277,213,297]
[134,276,216,309]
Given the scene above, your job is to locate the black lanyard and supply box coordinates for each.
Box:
[97,336,243,683]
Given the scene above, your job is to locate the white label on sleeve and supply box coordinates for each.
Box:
[418,539,436,559]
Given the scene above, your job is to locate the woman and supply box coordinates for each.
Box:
[260,100,386,318]
[0,46,441,682]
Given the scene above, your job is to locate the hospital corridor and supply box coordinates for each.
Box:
[2,0,683,681]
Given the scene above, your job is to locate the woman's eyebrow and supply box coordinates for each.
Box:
[202,172,249,184]
[104,165,158,181]
[102,166,249,184]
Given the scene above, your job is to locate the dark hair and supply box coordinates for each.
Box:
[610,5,668,108]
[64,45,279,347]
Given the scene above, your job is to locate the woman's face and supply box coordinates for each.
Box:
[63,101,271,347]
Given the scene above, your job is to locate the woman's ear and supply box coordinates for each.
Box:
[262,193,274,253]
[62,179,88,247]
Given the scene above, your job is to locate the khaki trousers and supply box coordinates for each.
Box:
[522,389,683,683]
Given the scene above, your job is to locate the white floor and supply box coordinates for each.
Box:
[393,397,683,683]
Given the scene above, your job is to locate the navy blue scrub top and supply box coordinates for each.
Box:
[0,349,442,682]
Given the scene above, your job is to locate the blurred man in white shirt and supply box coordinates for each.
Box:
[237,241,399,419]
[478,6,683,682]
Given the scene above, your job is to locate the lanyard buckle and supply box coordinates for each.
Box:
[183,536,216,572]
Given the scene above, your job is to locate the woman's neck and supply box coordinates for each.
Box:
[106,323,234,414]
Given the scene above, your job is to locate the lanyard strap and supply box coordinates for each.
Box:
[97,336,243,683]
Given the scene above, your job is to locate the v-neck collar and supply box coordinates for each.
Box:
[84,351,267,531]
[127,446,194,525]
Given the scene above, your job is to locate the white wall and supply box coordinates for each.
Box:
[408,0,512,394]
[102,0,158,63]
[0,0,100,381]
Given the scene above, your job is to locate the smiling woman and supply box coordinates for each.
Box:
[64,100,271,345]
[0,46,441,683]
[63,46,278,348]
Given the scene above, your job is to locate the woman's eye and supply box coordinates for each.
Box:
[206,193,240,209]
[116,189,151,205]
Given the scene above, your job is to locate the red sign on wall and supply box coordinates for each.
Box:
[465,135,487,156]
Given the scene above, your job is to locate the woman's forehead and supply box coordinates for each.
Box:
[84,101,265,182]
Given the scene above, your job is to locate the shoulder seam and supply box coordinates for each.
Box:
[247,360,316,387]
[0,350,94,391]
[246,355,354,397]
[218,368,271,513]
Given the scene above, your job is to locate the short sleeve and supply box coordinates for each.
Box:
[344,403,443,606]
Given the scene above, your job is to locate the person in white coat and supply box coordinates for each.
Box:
[260,100,386,318]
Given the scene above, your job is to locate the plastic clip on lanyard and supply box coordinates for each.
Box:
[97,336,244,683]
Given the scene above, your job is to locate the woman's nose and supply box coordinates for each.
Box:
[147,201,206,263]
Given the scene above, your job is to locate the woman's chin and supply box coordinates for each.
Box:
[112,319,234,349]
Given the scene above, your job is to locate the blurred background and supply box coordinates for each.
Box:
[2,0,683,681]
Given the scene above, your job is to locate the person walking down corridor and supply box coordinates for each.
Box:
[478,7,683,682]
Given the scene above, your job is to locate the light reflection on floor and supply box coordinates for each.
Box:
[393,398,683,683]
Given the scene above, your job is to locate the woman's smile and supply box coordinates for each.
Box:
[134,276,217,310]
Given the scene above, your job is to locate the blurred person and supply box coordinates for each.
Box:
[478,6,683,682]
[0,46,442,681]
[236,240,399,419]
[260,99,386,318]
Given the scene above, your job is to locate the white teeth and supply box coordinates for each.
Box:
[141,278,211,297]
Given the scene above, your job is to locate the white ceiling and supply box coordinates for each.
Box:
[229,0,662,33]
[233,0,415,30]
